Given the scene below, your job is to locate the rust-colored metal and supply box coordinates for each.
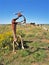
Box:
[11,12,26,52]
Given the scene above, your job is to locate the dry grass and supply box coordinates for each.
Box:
[0,24,49,65]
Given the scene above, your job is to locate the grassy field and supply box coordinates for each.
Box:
[0,24,49,65]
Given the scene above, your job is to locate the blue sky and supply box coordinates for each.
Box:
[0,0,49,24]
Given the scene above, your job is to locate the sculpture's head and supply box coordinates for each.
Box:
[15,12,26,24]
[15,12,22,17]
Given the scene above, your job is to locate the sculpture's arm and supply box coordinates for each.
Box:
[16,15,26,24]
[22,15,26,23]
[12,13,26,25]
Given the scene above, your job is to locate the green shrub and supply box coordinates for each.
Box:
[20,50,30,57]
[33,49,47,62]
[27,34,35,37]
[17,30,25,37]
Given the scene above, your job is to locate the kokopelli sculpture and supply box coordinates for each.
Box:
[11,12,26,52]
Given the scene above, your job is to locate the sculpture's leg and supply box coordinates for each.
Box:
[13,41,19,52]
[15,41,19,46]
[13,41,15,52]
[21,38,24,49]
[19,35,24,49]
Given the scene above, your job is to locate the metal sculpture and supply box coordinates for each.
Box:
[11,12,26,52]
